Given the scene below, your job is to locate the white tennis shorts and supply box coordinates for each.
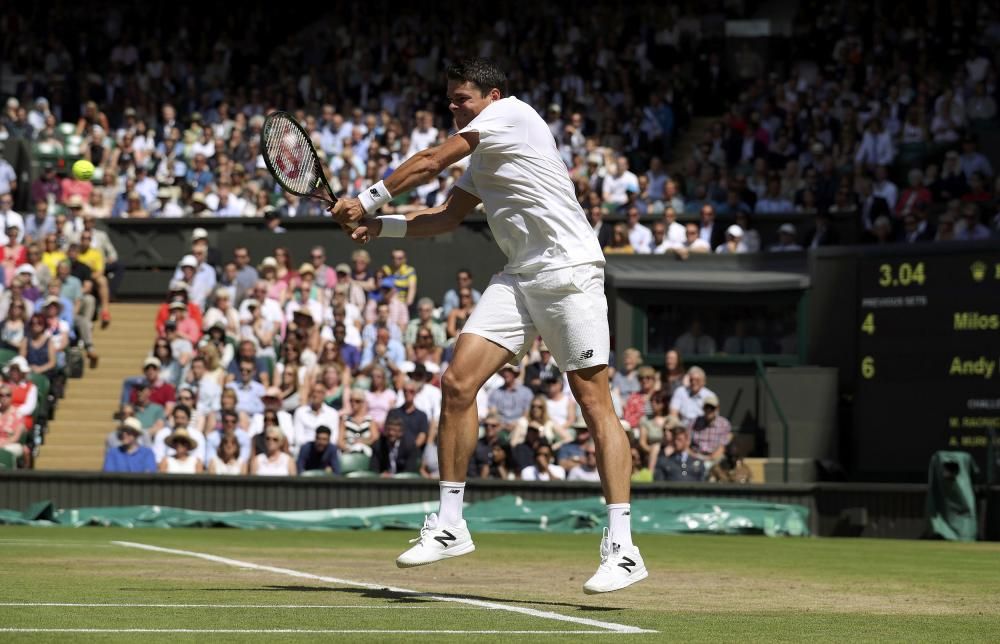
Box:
[461,262,609,371]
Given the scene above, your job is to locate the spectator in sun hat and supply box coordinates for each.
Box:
[190,226,222,268]
[334,262,366,310]
[4,356,37,427]
[715,224,749,254]
[158,427,204,474]
[190,192,209,216]
[172,250,215,311]
[102,417,157,473]
[154,279,202,336]
[248,385,296,445]
[688,392,732,463]
[768,223,804,252]
[153,186,184,217]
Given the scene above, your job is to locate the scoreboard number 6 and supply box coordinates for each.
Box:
[861,356,875,379]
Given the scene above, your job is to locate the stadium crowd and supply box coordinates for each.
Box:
[1,1,1000,471]
[100,232,745,482]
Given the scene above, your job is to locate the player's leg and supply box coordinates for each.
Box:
[566,365,631,505]
[397,275,528,568]
[437,333,514,485]
[526,263,647,593]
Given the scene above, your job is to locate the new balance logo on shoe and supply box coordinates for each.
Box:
[433,530,457,548]
[618,556,637,574]
[580,349,594,360]
[447,489,462,494]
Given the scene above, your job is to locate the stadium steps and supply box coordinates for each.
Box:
[668,116,716,177]
[35,303,159,471]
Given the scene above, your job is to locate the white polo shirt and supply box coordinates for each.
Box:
[456,97,604,274]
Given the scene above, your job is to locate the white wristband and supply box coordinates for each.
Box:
[357,180,393,214]
[378,214,408,238]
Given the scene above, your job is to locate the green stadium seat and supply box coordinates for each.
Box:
[392,472,422,479]
[345,470,378,478]
[56,123,76,140]
[28,373,50,423]
[300,469,334,477]
[339,452,371,475]
[0,348,17,368]
[0,450,16,470]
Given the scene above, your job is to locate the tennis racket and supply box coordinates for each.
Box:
[260,110,348,213]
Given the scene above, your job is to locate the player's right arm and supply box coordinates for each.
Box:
[330,133,478,227]
[348,187,481,242]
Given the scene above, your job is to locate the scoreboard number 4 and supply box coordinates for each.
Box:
[861,312,875,335]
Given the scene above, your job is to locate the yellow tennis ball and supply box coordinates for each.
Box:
[72,159,95,181]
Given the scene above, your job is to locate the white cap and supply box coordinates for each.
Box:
[192,227,208,241]
[179,255,198,269]
[5,356,29,373]
[726,224,744,238]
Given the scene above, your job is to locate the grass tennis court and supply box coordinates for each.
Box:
[2,526,999,642]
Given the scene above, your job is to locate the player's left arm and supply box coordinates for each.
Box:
[330,132,479,226]
[349,187,481,242]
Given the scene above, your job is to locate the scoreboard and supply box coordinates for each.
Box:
[853,250,1000,476]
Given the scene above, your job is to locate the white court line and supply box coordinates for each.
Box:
[0,602,481,609]
[113,540,655,635]
[0,629,624,635]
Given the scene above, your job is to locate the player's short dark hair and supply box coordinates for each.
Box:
[315,425,332,437]
[447,58,508,97]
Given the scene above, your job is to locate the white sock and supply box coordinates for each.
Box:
[438,481,466,526]
[607,503,634,549]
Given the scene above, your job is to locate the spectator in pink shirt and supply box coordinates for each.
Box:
[167,301,202,344]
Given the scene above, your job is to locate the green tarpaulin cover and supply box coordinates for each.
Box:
[926,451,979,541]
[0,495,809,536]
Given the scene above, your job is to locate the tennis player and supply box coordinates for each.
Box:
[330,58,646,594]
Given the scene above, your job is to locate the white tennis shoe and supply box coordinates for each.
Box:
[396,513,476,568]
[582,528,648,594]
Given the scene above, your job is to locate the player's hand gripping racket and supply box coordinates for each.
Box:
[260,111,356,228]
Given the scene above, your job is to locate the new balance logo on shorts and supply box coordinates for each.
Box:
[434,530,457,548]
[579,349,594,360]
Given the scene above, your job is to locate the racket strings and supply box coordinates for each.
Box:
[263,116,319,194]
